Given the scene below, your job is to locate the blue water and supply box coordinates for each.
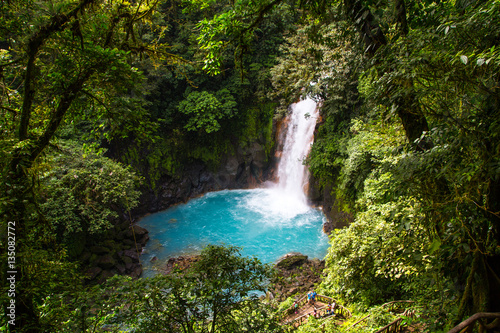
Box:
[138,189,330,275]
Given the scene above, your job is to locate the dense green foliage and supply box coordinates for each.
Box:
[44,245,281,332]
[39,141,141,257]
[1,0,499,331]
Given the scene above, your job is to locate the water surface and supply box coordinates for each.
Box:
[139,98,329,275]
[139,188,329,275]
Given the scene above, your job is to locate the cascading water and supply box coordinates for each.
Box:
[138,97,328,274]
[277,97,319,196]
[247,97,319,218]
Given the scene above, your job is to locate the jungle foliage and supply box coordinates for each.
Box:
[293,0,500,330]
[1,0,500,331]
[198,0,500,329]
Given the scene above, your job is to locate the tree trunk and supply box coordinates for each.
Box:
[343,0,431,149]
[395,90,431,150]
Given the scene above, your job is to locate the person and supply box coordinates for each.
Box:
[294,301,298,314]
[326,303,332,315]
[311,290,317,304]
[307,291,312,305]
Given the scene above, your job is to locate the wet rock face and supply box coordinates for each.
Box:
[132,142,274,217]
[308,175,353,234]
[81,137,275,284]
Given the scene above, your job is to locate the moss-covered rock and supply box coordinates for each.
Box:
[276,253,308,269]
[96,254,116,270]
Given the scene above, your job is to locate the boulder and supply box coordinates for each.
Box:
[97,254,116,270]
[121,249,140,262]
[126,225,148,238]
[121,256,133,264]
[139,234,149,246]
[84,266,102,280]
[125,262,134,271]
[276,253,308,270]
[90,245,110,255]
[115,263,126,275]
[130,265,142,279]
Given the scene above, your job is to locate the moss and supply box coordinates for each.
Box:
[276,254,308,269]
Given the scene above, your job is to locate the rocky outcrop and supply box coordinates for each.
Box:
[308,174,353,234]
[270,253,326,302]
[80,221,150,284]
[276,252,309,269]
[132,141,275,217]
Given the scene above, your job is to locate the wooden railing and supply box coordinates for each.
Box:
[282,294,352,327]
[375,310,500,333]
[374,308,416,333]
[381,300,414,313]
[373,301,416,333]
[316,294,352,319]
[288,310,311,327]
[277,294,308,320]
[446,312,500,333]
[281,296,500,333]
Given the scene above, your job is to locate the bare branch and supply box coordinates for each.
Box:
[0,105,18,114]
[447,313,500,333]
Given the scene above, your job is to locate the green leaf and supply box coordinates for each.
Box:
[429,238,441,253]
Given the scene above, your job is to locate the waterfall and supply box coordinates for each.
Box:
[138,97,329,272]
[250,97,319,218]
[276,97,319,203]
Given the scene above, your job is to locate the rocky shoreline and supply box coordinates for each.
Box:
[81,198,335,284]
[139,252,326,302]
[81,139,276,283]
[81,223,149,284]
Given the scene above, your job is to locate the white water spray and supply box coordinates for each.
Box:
[276,97,319,201]
[248,97,319,218]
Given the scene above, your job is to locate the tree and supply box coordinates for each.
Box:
[0,0,174,330]
[178,89,237,134]
[38,141,141,257]
[59,244,281,333]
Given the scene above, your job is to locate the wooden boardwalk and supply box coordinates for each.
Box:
[280,293,352,328]
[280,295,500,333]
